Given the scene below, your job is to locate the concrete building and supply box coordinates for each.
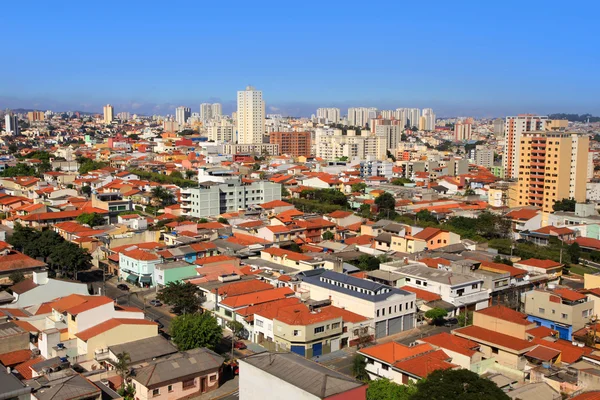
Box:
[493,118,505,137]
[503,115,548,179]
[422,108,436,131]
[206,119,235,142]
[316,108,340,123]
[314,128,387,160]
[27,111,45,122]
[298,269,417,339]
[200,103,222,121]
[4,113,19,135]
[222,143,279,156]
[175,106,191,126]
[103,104,114,124]
[180,178,281,218]
[239,352,367,400]
[348,107,377,127]
[473,145,494,168]
[515,131,589,213]
[270,131,311,157]
[237,86,265,144]
[454,122,472,142]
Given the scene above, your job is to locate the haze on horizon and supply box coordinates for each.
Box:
[1,1,599,118]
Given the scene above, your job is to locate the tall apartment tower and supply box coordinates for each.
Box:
[237,86,265,144]
[316,108,340,123]
[4,113,19,135]
[200,103,212,120]
[211,103,222,118]
[454,122,472,142]
[503,115,548,179]
[175,106,191,126]
[422,108,436,131]
[103,104,114,124]
[516,131,589,213]
[347,107,377,127]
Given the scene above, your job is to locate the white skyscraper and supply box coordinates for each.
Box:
[347,107,377,127]
[237,86,265,144]
[4,113,19,135]
[211,103,222,118]
[316,108,340,123]
[422,108,436,131]
[175,106,191,126]
[407,108,421,129]
[200,103,212,120]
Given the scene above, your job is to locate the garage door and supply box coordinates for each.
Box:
[330,338,340,352]
[403,314,414,331]
[291,346,305,356]
[375,321,387,338]
[388,316,403,335]
[313,342,323,357]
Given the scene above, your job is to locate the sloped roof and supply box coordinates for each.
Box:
[76,318,156,341]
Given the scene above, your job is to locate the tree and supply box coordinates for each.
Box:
[353,254,381,271]
[81,185,92,196]
[351,355,369,382]
[375,192,396,213]
[412,369,510,400]
[8,144,18,154]
[217,217,229,225]
[9,271,25,284]
[425,308,448,324]
[351,183,367,193]
[416,209,437,224]
[170,171,183,180]
[568,242,581,264]
[114,352,131,390]
[185,170,196,180]
[386,150,396,162]
[227,320,245,359]
[78,158,107,174]
[48,242,92,278]
[76,212,105,227]
[128,134,140,140]
[463,188,476,196]
[157,281,201,315]
[457,311,473,327]
[322,231,334,241]
[287,242,302,253]
[118,384,135,400]
[171,313,223,351]
[367,378,416,400]
[281,186,290,197]
[391,178,412,186]
[553,198,577,212]
[151,186,175,208]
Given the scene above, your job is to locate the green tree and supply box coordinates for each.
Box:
[171,313,223,351]
[76,212,105,227]
[391,178,412,186]
[118,384,135,400]
[322,231,335,241]
[78,158,107,174]
[170,171,184,180]
[81,185,92,196]
[157,281,201,315]
[352,254,381,271]
[367,378,416,400]
[49,242,92,279]
[553,198,577,212]
[114,352,131,390]
[287,242,302,253]
[151,186,175,207]
[463,188,476,196]
[416,209,437,224]
[425,308,448,324]
[9,271,25,284]
[568,242,581,264]
[386,150,396,162]
[457,311,473,327]
[375,192,396,213]
[217,217,229,225]
[185,170,196,180]
[8,144,18,154]
[412,369,510,400]
[351,183,367,193]
[281,186,290,197]
[351,355,369,382]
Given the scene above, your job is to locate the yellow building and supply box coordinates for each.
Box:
[103,104,114,124]
[516,132,589,213]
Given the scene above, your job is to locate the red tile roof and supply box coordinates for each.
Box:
[9,278,38,294]
[524,345,561,361]
[531,338,591,363]
[420,332,480,357]
[76,318,157,341]
[194,255,237,266]
[475,305,531,326]
[121,248,159,261]
[0,349,33,367]
[413,227,442,241]
[553,287,587,302]
[219,287,294,308]
[0,251,46,272]
[360,342,433,365]
[526,326,559,339]
[506,208,540,221]
[344,235,375,246]
[262,247,312,262]
[515,258,563,269]
[453,325,536,352]
[211,280,273,297]
[14,356,43,379]
[327,210,353,218]
[399,286,441,302]
[260,200,293,209]
[571,392,600,400]
[574,237,600,250]
[50,294,113,314]
[393,349,456,378]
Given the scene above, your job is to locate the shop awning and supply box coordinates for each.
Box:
[140,276,153,283]
[126,274,139,283]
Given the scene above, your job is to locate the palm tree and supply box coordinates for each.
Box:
[151,186,175,207]
[115,352,131,389]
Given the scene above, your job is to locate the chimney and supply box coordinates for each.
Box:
[33,269,48,285]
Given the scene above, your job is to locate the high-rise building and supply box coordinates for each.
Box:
[503,115,548,179]
[347,107,377,127]
[27,111,45,122]
[454,122,472,142]
[103,104,114,124]
[270,131,311,157]
[422,108,436,131]
[117,112,130,121]
[200,103,212,120]
[4,113,19,135]
[211,103,222,118]
[473,145,494,169]
[516,131,589,213]
[375,125,401,150]
[175,106,191,126]
[237,86,265,144]
[316,108,340,123]
[493,119,505,137]
[206,119,235,142]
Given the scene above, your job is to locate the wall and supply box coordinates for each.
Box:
[77,324,158,361]
[0,325,29,354]
[472,312,534,339]
[239,360,321,400]
[134,370,220,400]
[68,302,114,339]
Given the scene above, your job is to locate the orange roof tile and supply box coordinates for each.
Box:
[210,280,272,296]
[399,286,441,302]
[219,287,294,308]
[14,356,43,379]
[0,349,33,367]
[475,305,531,326]
[453,325,536,352]
[553,287,587,302]
[76,318,157,341]
[195,255,237,266]
[262,247,312,262]
[420,332,479,357]
[516,258,562,269]
[393,349,456,378]
[0,251,46,272]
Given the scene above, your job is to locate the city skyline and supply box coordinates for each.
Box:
[1,1,599,117]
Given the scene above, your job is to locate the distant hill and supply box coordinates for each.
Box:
[548,113,600,123]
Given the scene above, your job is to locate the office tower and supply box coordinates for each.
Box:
[454,122,472,142]
[200,103,212,120]
[4,113,19,135]
[516,131,589,213]
[422,108,436,131]
[316,108,340,123]
[493,118,505,137]
[237,86,265,144]
[27,111,45,122]
[211,103,222,118]
[347,107,377,127]
[175,106,191,126]
[270,131,311,157]
[103,104,114,124]
[503,115,548,179]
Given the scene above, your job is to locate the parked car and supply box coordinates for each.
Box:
[234,341,247,350]
[149,299,162,307]
[444,318,458,327]
[117,283,129,291]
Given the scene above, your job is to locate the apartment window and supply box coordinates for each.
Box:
[456,289,465,297]
[389,306,392,314]
[471,284,478,289]
[382,308,386,316]
[152,389,160,397]
[416,280,422,285]
[168,385,173,393]
[562,313,568,319]
[314,326,325,334]
[256,320,263,327]
[539,308,545,314]
[376,309,380,317]
[382,364,389,370]
[405,278,411,282]
[224,310,233,318]
[293,330,300,336]
[331,322,340,329]
[552,309,556,314]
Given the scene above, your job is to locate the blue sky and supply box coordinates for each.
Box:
[1,0,599,117]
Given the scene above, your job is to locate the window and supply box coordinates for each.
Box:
[331,322,340,329]
[376,309,380,317]
[168,385,173,393]
[256,320,263,327]
[224,310,232,318]
[293,330,300,336]
[539,308,545,314]
[471,284,478,289]
[210,375,217,382]
[562,313,568,319]
[382,364,389,370]
[182,379,195,389]
[456,289,465,297]
[314,326,325,334]
[152,389,160,397]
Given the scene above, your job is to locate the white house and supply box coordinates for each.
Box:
[117,214,148,231]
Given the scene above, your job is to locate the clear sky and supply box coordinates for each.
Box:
[1,0,599,117]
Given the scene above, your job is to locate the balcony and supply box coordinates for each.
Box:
[94,348,111,361]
